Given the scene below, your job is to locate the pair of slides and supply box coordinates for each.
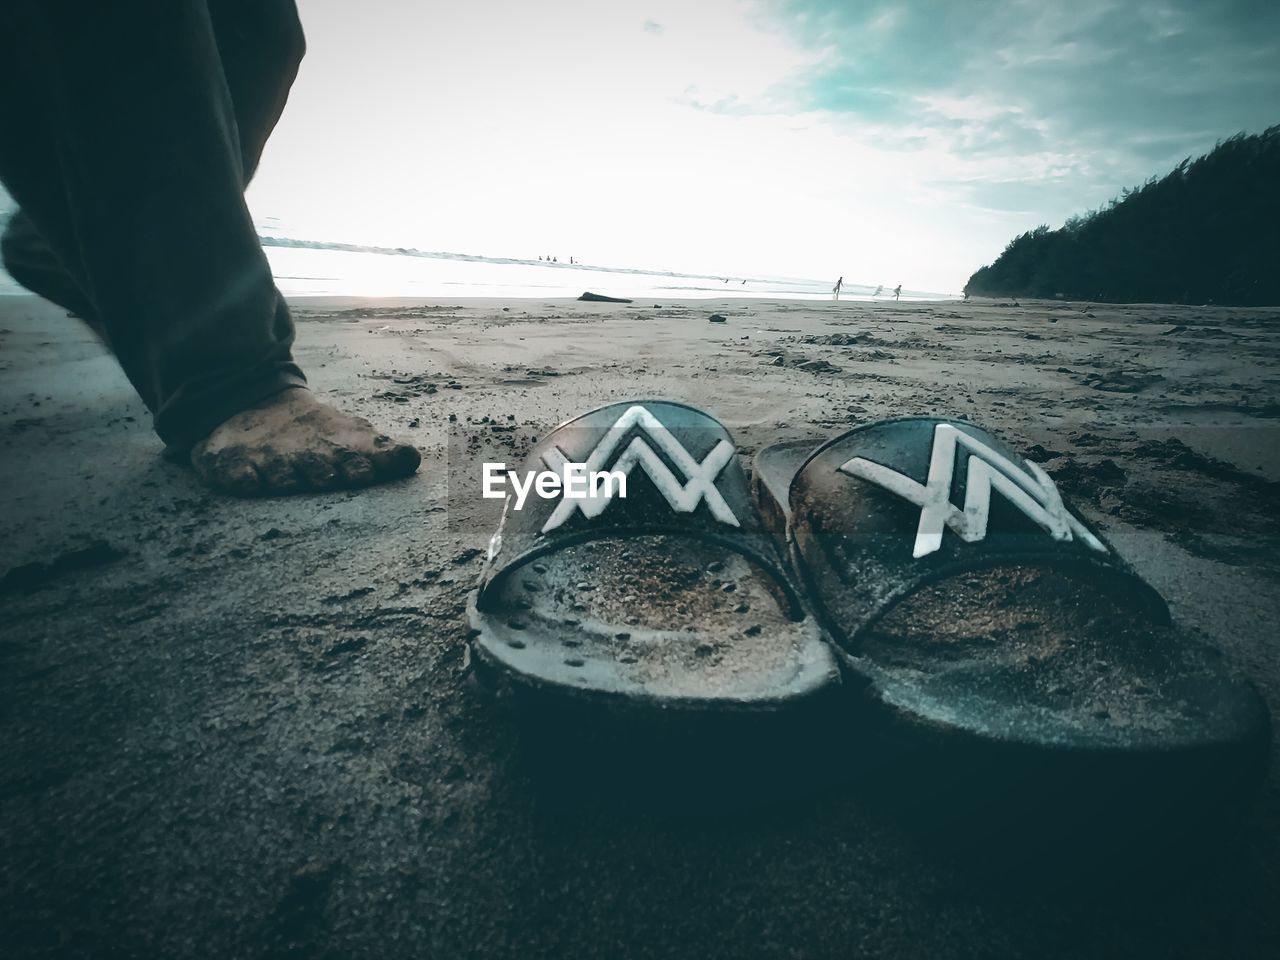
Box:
[467,400,1267,777]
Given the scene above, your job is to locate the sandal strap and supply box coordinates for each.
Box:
[475,400,801,615]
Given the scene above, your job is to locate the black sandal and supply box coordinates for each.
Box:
[468,400,839,712]
[754,417,1269,783]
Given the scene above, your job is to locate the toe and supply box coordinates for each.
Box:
[337,453,376,487]
[295,451,340,490]
[209,457,262,496]
[189,442,220,476]
[368,437,422,479]
[259,456,303,494]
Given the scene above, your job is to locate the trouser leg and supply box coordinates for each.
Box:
[1,211,101,326]
[0,1,307,450]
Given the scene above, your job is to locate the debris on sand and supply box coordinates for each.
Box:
[1083,370,1163,393]
[1025,444,1064,462]
[797,359,841,374]
[1133,438,1280,493]
[578,291,633,303]
[753,347,850,372]
[708,314,727,323]
[0,540,125,595]
[844,349,896,362]
[798,332,877,346]
[373,372,438,401]
[1047,457,1127,487]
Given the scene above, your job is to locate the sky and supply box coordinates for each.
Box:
[5,0,1280,293]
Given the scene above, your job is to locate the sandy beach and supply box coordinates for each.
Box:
[2,293,1278,958]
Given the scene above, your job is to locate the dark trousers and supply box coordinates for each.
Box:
[0,0,308,451]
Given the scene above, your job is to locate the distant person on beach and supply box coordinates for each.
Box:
[894,284,902,301]
[833,276,843,301]
[0,1,419,496]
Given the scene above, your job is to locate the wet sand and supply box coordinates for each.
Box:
[1,293,1278,958]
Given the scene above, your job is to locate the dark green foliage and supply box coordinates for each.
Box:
[965,126,1280,305]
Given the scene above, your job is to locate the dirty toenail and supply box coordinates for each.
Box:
[296,452,338,488]
[338,454,375,485]
[218,460,262,496]
[261,457,301,492]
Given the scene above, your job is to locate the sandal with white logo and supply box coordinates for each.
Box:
[753,417,1269,774]
[467,401,840,711]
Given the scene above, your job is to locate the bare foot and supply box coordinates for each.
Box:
[190,388,421,495]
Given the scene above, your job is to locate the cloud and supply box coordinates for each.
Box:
[735,0,1280,212]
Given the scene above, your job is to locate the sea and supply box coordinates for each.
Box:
[0,240,956,303]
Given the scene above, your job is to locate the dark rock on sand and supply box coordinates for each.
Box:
[1025,444,1064,462]
[708,314,727,323]
[799,332,877,346]
[846,349,896,362]
[1047,457,1127,487]
[578,292,633,303]
[797,359,841,374]
[1085,370,1164,393]
[0,540,124,596]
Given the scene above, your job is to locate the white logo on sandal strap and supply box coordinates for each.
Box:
[539,405,739,533]
[839,423,1107,558]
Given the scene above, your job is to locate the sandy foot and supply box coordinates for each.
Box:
[190,387,421,495]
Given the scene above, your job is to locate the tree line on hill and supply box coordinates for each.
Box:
[965,124,1279,306]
